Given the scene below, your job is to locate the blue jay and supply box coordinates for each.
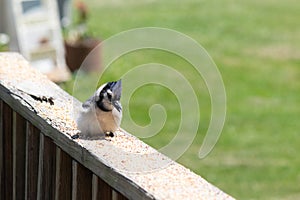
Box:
[73,80,122,139]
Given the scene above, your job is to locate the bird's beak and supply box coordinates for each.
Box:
[110,79,122,101]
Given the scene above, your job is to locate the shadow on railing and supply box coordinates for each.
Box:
[0,53,234,200]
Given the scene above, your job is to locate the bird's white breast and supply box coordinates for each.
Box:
[76,105,122,137]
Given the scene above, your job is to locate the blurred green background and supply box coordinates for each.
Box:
[60,0,300,199]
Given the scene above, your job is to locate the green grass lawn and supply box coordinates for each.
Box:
[60,0,300,199]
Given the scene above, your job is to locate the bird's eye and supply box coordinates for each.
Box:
[106,91,112,99]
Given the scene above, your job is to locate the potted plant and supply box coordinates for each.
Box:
[64,1,101,72]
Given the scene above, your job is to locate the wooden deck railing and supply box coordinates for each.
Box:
[0,53,235,200]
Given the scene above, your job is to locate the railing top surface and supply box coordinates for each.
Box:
[0,53,234,200]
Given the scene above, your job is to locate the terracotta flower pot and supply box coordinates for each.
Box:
[65,38,101,72]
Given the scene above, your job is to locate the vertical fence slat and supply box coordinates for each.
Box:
[96,176,112,200]
[0,100,4,200]
[41,136,56,200]
[37,134,44,200]
[72,161,77,200]
[25,123,40,200]
[13,112,27,199]
[3,102,13,200]
[55,148,72,200]
[92,174,97,200]
[75,162,93,199]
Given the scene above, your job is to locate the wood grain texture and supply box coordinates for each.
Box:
[0,100,4,200]
[76,162,93,200]
[95,175,112,200]
[55,148,72,200]
[40,136,56,200]
[25,123,40,200]
[3,102,13,200]
[14,112,27,199]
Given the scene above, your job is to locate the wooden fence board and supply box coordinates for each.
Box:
[14,112,27,199]
[3,102,13,200]
[0,100,4,200]
[25,123,40,200]
[75,162,93,200]
[55,148,72,200]
[96,176,112,200]
[40,135,57,200]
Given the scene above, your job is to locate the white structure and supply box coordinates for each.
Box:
[0,0,69,78]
